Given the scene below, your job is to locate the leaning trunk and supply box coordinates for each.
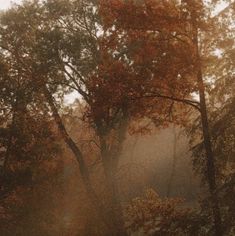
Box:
[44,87,116,235]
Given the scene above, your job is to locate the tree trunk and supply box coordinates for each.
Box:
[189,3,223,235]
[99,137,127,236]
[98,117,129,236]
[197,63,223,236]
[167,126,177,197]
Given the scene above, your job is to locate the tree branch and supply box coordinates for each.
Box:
[133,93,201,112]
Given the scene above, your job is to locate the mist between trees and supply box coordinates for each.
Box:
[0,0,234,235]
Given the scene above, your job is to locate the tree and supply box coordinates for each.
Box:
[40,1,196,234]
[183,1,223,234]
[100,1,234,234]
[0,1,126,234]
[189,1,235,234]
[0,0,233,235]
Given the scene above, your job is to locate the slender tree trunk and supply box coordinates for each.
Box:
[167,126,177,197]
[197,64,223,236]
[189,3,223,235]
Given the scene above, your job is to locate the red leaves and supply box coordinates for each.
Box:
[88,0,197,129]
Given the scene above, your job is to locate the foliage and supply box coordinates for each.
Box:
[125,189,206,236]
[0,0,234,235]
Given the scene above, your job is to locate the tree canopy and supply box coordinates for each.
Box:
[0,0,234,235]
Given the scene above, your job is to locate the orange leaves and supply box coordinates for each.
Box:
[87,58,133,123]
[89,0,198,130]
[125,189,190,235]
[100,0,182,32]
[99,0,195,88]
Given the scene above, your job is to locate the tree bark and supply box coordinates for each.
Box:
[196,62,223,236]
[189,3,223,235]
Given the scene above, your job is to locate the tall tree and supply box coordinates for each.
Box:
[1,0,233,235]
[184,1,223,234]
